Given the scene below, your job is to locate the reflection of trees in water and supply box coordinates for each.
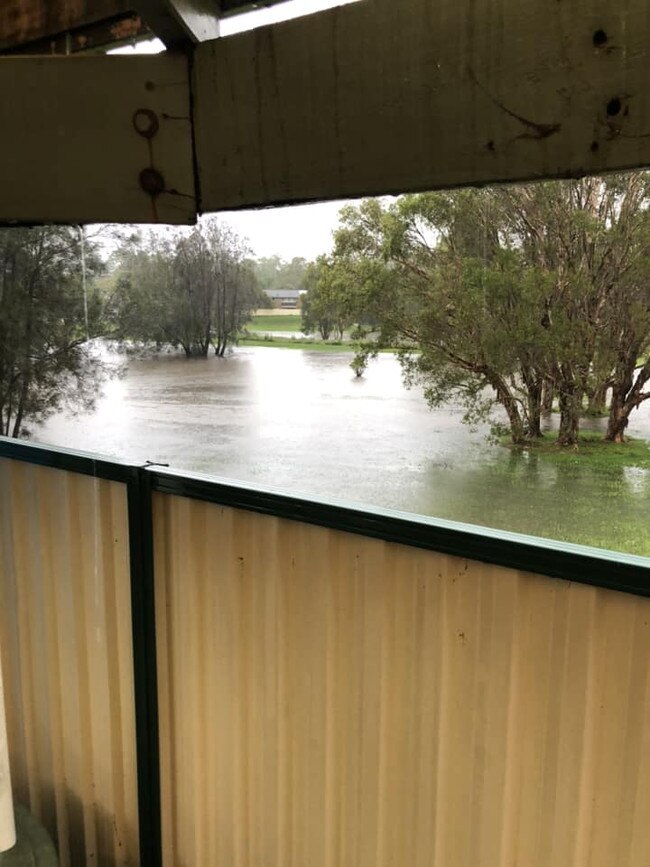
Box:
[420,450,649,556]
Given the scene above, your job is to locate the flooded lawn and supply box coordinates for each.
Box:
[35,347,650,556]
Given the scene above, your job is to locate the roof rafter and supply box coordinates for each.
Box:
[135,0,220,47]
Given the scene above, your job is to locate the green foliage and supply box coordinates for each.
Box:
[109,219,263,357]
[301,255,361,340]
[252,256,308,304]
[0,226,114,438]
[323,176,650,446]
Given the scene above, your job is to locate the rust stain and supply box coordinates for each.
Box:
[133,108,159,139]
[139,167,165,197]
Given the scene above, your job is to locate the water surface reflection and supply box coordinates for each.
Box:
[35,347,650,555]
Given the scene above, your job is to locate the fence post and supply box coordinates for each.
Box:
[127,467,162,867]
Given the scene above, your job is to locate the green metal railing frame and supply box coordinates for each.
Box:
[1,436,649,866]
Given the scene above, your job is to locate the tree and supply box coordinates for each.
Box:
[497,174,650,444]
[330,176,650,446]
[301,255,357,341]
[110,219,263,357]
[333,194,555,444]
[253,256,308,294]
[252,255,284,293]
[0,226,112,438]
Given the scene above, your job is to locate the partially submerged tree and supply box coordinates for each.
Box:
[334,194,555,444]
[110,219,263,357]
[330,175,650,446]
[0,226,111,438]
[499,173,650,444]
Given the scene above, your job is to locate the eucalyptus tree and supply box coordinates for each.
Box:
[334,194,554,444]
[499,173,650,444]
[329,174,650,446]
[301,255,359,341]
[0,225,109,439]
[110,218,262,357]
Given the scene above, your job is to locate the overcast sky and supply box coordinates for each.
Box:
[219,200,354,261]
[111,0,358,262]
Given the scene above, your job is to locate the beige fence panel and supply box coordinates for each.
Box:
[154,492,650,867]
[0,458,139,865]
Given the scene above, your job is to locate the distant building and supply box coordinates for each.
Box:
[263,288,305,309]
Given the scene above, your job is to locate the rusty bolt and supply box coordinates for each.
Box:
[133,108,159,139]
[139,167,165,197]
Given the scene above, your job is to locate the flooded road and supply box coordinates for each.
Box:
[35,347,650,556]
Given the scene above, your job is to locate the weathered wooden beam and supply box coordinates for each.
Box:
[0,1,137,51]
[192,0,650,211]
[0,54,195,224]
[136,0,220,46]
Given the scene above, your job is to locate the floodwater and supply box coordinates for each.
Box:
[35,347,650,556]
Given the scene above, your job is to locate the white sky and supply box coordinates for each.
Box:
[219,200,353,261]
[110,0,359,262]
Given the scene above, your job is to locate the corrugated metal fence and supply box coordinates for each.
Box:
[0,458,139,865]
[1,441,650,866]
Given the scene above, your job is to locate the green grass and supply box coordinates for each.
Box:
[239,336,356,352]
[491,432,650,555]
[504,432,650,469]
[247,315,303,332]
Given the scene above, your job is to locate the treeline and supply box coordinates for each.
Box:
[254,255,308,294]
[304,174,650,445]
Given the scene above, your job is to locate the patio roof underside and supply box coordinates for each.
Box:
[1,0,649,225]
[0,0,278,54]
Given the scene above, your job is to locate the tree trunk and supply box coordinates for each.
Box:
[526,382,543,438]
[541,382,554,415]
[485,371,527,444]
[505,403,527,445]
[605,387,630,442]
[520,367,544,438]
[605,360,650,442]
[557,387,580,446]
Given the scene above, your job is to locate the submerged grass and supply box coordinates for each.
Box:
[504,432,650,470]
[488,432,650,556]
